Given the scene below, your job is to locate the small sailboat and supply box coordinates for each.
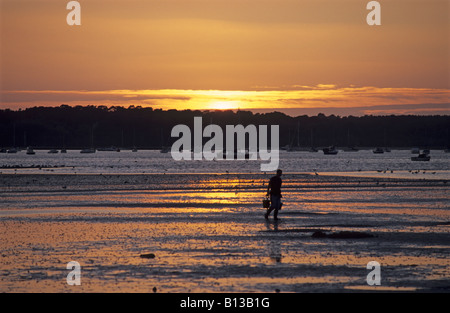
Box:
[372,147,384,154]
[80,148,96,153]
[411,153,430,161]
[97,146,120,152]
[323,146,338,155]
[80,124,96,154]
[26,147,35,155]
[411,150,430,161]
[344,129,358,152]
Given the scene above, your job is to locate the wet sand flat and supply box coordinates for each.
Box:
[1,173,449,292]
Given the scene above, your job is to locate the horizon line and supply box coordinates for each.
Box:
[1,103,449,118]
[1,86,449,117]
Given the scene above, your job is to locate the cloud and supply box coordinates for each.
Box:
[1,86,448,116]
[0,90,191,104]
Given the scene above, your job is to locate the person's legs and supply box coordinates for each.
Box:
[265,195,280,219]
[273,195,282,220]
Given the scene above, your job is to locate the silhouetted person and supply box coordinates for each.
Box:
[265,169,282,220]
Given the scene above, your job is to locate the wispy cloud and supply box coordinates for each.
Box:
[1,85,448,116]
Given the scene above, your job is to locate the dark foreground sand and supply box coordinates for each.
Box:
[1,173,449,292]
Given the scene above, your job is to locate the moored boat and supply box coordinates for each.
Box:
[411,150,430,161]
[411,153,430,161]
[322,146,338,155]
[80,148,96,153]
[373,147,384,154]
[26,147,35,155]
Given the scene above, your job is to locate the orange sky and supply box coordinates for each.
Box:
[0,0,449,115]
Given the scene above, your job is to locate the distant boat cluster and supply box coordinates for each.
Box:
[372,147,390,153]
[80,146,139,153]
[1,146,447,163]
[0,146,138,154]
[279,145,449,162]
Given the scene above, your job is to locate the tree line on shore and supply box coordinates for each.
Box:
[0,105,449,149]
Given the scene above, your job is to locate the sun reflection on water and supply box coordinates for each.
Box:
[1,173,449,292]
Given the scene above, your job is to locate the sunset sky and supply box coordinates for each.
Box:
[0,0,449,116]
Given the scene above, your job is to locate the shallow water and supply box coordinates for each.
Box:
[1,149,449,179]
[1,173,449,292]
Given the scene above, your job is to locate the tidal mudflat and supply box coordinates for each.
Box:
[1,173,449,292]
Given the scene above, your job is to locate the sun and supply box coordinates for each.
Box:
[209,101,237,110]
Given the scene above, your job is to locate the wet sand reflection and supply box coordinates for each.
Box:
[1,174,449,292]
